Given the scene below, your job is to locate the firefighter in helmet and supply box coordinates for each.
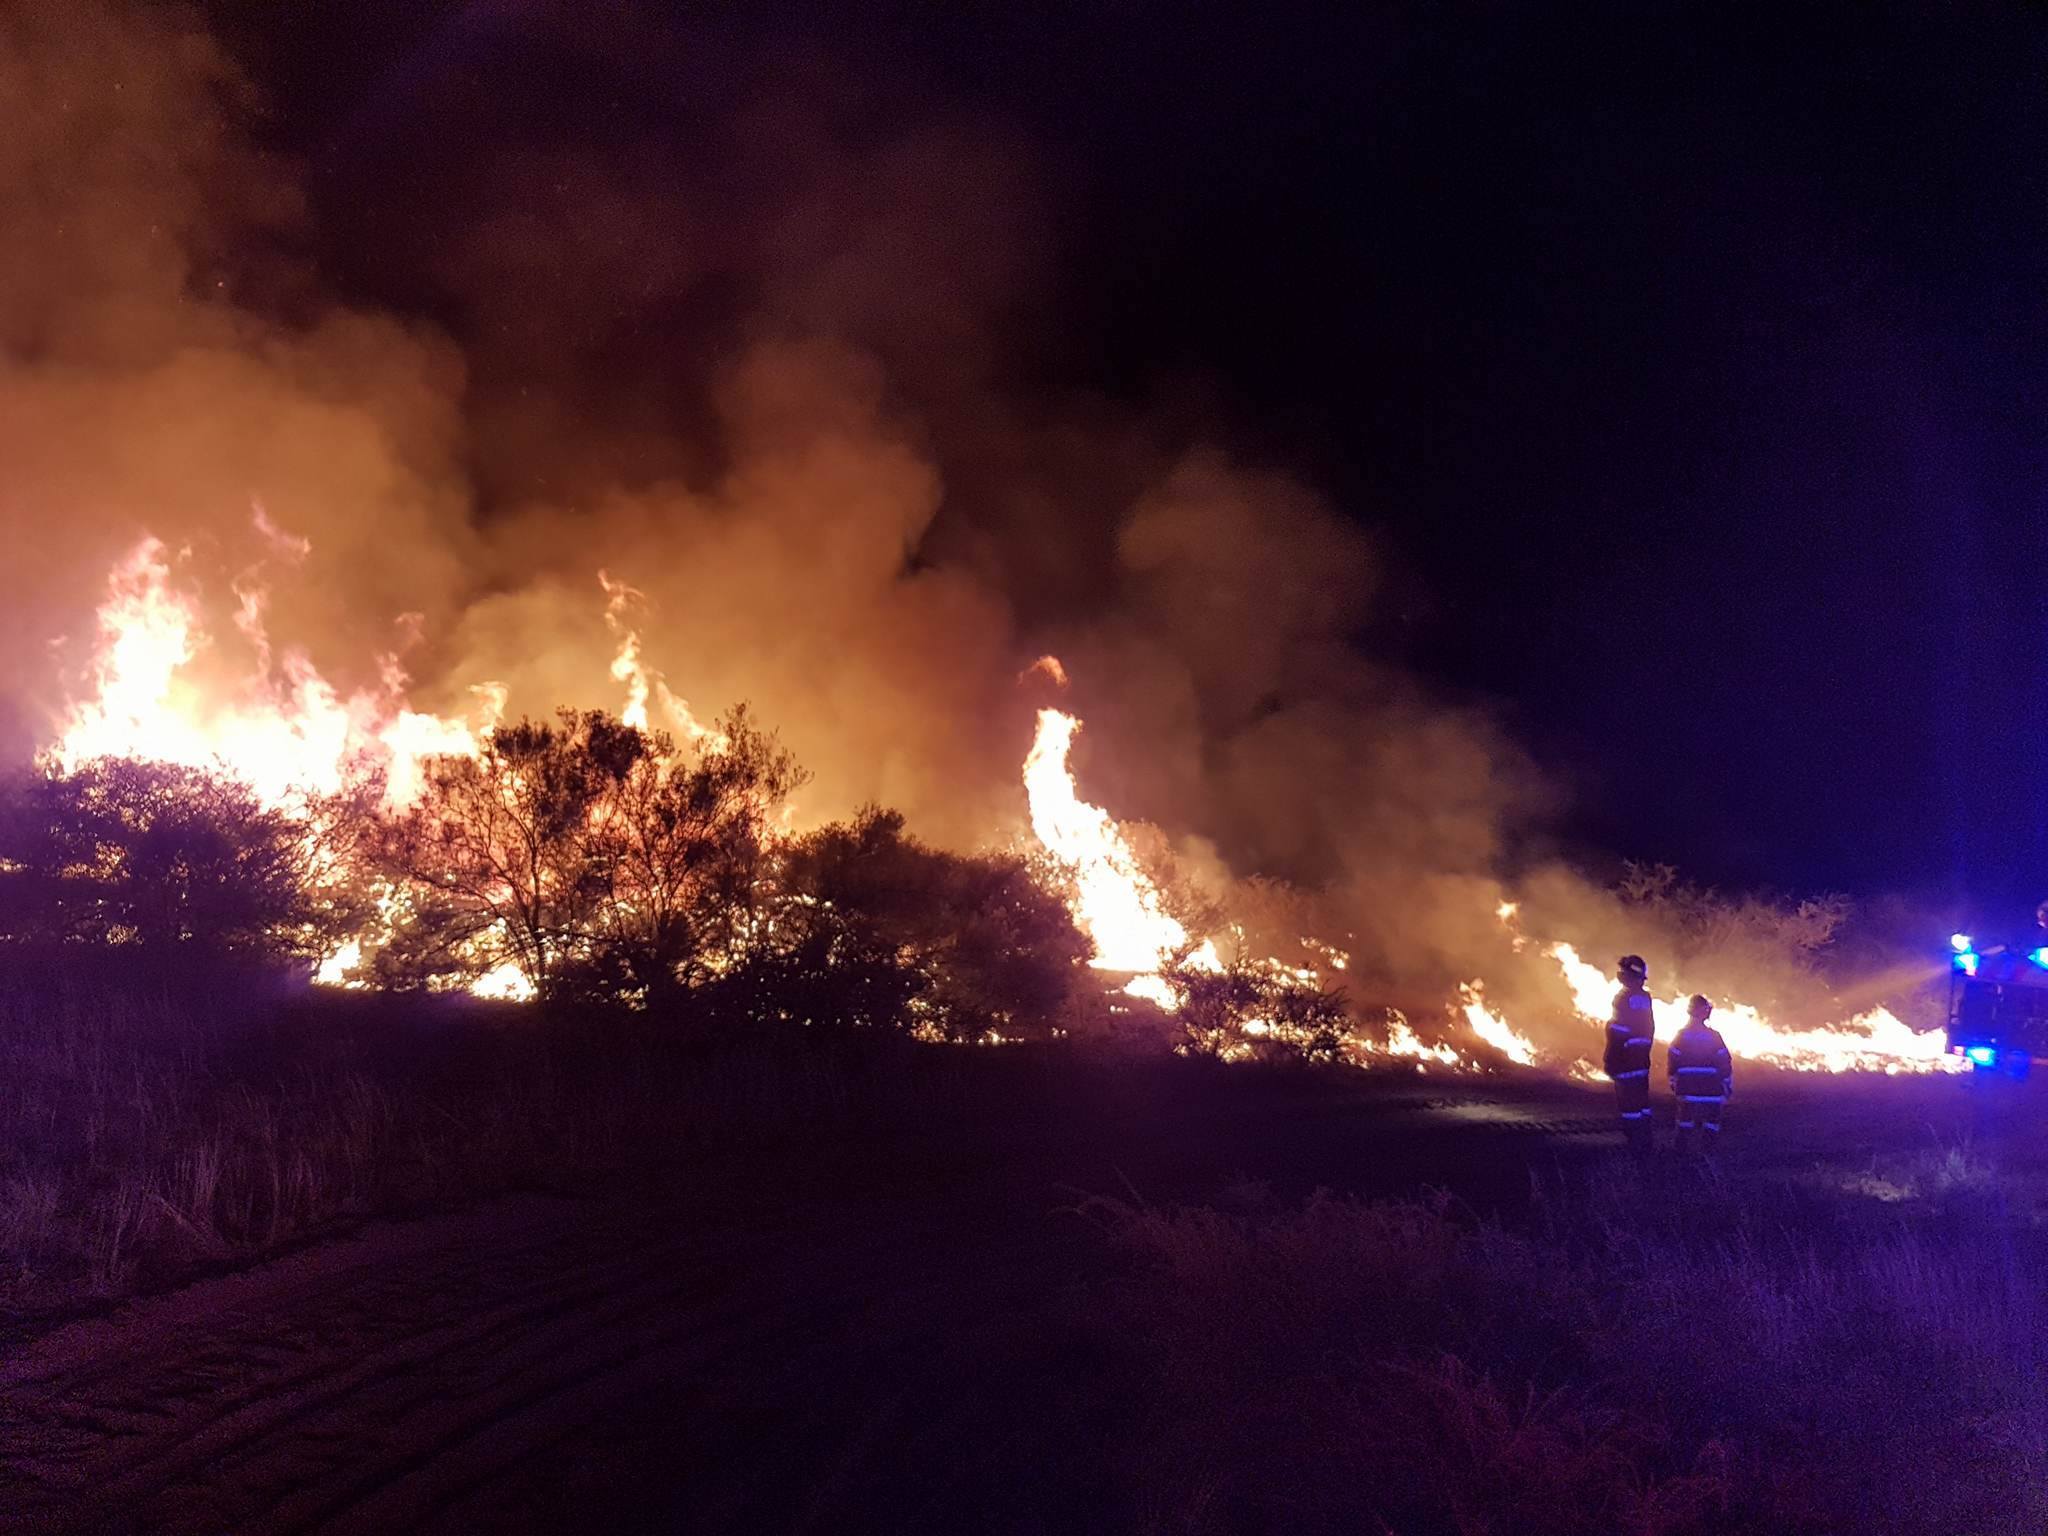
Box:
[1668,994,1733,1154]
[1604,955,1656,1152]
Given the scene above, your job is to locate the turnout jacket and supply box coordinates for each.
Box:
[1668,1023,1733,1101]
[1604,988,1656,1080]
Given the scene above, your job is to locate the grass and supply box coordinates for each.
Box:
[1081,1159,2048,1535]
[7,962,2047,1533]
[0,962,973,1313]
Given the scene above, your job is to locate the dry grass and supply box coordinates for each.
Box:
[0,965,943,1312]
[1084,1160,2048,1535]
[10,961,2047,1533]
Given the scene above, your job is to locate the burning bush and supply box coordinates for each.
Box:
[1,698,1102,1043]
[1165,956,1352,1063]
[367,705,804,1002]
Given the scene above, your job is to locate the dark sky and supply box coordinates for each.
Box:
[205,0,2048,907]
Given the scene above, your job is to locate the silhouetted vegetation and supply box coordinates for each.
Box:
[0,969,984,1308]
[3,954,2041,1536]
[734,805,1091,1040]
[0,758,342,971]
[0,749,2027,1534]
[368,706,807,1002]
[4,708,1097,1049]
[1166,955,1351,1061]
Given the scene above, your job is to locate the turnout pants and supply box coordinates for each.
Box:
[1675,1094,1725,1151]
[1613,1073,1652,1151]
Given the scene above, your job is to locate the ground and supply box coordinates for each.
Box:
[0,1060,2038,1534]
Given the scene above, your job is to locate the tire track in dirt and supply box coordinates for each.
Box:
[34,1255,703,1526]
[0,1193,871,1536]
[289,1283,865,1535]
[1,1204,608,1503]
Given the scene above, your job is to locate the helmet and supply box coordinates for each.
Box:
[1688,994,1712,1020]
[1617,954,1647,981]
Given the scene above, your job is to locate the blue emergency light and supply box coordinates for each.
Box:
[2029,947,2048,969]
[1956,949,1981,976]
[1953,933,1975,953]
[1967,1045,1998,1066]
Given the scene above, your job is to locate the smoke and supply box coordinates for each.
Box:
[0,2,477,759]
[1,1,1572,1010]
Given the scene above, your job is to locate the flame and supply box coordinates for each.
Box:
[1121,972,1181,1009]
[1020,654,1070,688]
[1023,707,1198,978]
[599,570,715,743]
[45,546,1971,1072]
[1019,679,1956,1076]
[1361,1010,1463,1070]
[51,533,496,812]
[312,937,362,988]
[1542,940,1956,1074]
[1458,980,1538,1065]
[472,960,539,1003]
[46,527,702,1001]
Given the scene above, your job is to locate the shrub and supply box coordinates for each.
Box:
[0,758,336,971]
[731,806,1090,1040]
[1166,957,1352,1062]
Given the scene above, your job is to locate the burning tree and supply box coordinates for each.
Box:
[368,707,803,1004]
[583,704,806,1003]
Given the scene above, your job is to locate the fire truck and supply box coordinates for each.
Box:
[1946,932,2048,1076]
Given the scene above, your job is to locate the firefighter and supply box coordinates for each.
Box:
[1668,994,1733,1154]
[1604,954,1656,1153]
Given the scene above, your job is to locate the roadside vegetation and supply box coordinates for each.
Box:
[1,710,2034,1532]
[1086,1153,2048,1536]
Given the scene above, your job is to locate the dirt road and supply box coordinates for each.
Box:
[0,1067,1993,1534]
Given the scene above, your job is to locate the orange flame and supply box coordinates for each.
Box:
[598,570,715,744]
[1458,980,1538,1065]
[1540,940,1955,1075]
[1024,707,1196,977]
[48,527,696,1000]
[50,536,495,810]
[1019,654,1070,689]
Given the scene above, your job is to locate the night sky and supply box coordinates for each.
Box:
[205,0,2048,908]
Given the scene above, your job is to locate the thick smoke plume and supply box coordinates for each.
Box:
[2,1,1617,1027]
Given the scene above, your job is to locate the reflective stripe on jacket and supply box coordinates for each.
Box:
[1604,989,1656,1079]
[1668,1022,1732,1101]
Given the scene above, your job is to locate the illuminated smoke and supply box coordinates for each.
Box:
[0,5,1968,1069]
[598,570,712,743]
